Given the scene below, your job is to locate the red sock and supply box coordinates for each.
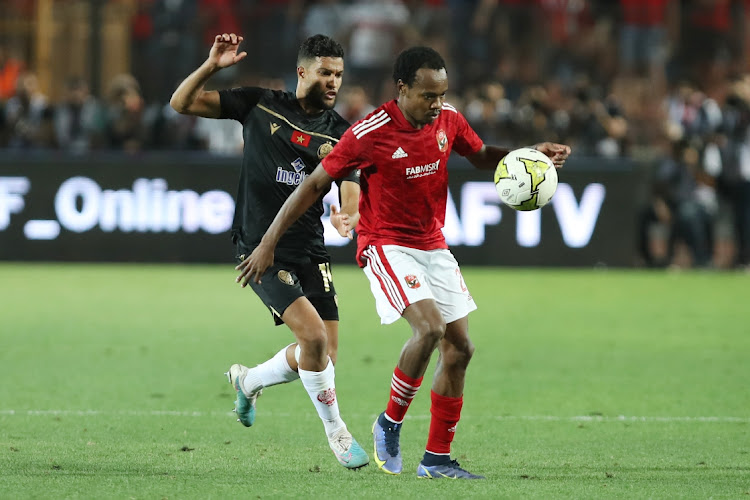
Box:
[384,366,422,424]
[425,390,463,456]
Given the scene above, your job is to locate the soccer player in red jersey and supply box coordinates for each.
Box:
[236,46,571,479]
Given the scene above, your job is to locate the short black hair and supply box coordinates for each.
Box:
[392,46,446,86]
[297,34,344,66]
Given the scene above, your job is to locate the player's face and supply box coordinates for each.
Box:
[398,68,448,128]
[299,56,344,112]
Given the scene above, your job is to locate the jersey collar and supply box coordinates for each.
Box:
[385,99,429,132]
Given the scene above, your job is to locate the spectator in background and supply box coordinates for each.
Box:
[192,113,244,155]
[145,95,203,151]
[568,79,631,158]
[301,0,347,40]
[592,95,630,158]
[104,74,147,153]
[0,41,24,102]
[445,0,497,88]
[679,0,737,93]
[463,80,513,145]
[642,137,716,268]
[403,0,451,59]
[199,0,242,47]
[334,84,376,123]
[341,0,413,100]
[539,0,602,87]
[2,72,48,149]
[618,0,674,86]
[244,0,305,80]
[198,0,243,82]
[54,77,105,154]
[131,0,200,104]
[717,77,750,268]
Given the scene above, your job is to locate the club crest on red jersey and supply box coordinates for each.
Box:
[404,274,421,289]
[436,129,448,152]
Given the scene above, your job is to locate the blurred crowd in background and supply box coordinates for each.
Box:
[1,0,749,269]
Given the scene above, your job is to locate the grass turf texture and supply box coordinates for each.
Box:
[0,263,748,499]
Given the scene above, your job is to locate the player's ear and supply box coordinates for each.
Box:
[397,80,406,96]
[297,65,305,80]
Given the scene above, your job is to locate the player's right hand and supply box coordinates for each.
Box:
[235,241,274,286]
[208,33,247,69]
[330,205,353,240]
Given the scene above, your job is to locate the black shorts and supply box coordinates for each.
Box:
[238,256,339,326]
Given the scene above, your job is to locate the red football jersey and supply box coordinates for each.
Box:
[321,99,483,265]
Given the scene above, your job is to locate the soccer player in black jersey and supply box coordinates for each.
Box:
[170,33,368,469]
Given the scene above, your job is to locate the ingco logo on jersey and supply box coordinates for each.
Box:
[275,158,308,186]
[405,159,440,179]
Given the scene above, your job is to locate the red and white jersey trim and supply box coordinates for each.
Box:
[352,110,391,139]
[441,102,458,113]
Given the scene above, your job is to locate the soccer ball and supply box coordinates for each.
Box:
[494,147,558,211]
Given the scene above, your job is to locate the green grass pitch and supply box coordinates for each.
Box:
[0,263,748,499]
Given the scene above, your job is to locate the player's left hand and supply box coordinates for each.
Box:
[235,243,274,286]
[535,142,571,168]
[330,205,353,240]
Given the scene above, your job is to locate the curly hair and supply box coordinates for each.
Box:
[297,34,344,66]
[392,46,446,86]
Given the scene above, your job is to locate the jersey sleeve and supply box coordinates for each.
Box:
[452,111,484,156]
[321,127,366,179]
[219,87,266,122]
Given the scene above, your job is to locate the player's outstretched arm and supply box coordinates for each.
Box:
[236,166,336,286]
[466,143,571,169]
[465,145,511,170]
[330,180,360,239]
[170,33,248,118]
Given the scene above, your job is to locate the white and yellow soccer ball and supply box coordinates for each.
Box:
[494,147,558,211]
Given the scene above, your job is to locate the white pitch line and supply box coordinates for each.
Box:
[0,410,748,423]
[493,415,750,423]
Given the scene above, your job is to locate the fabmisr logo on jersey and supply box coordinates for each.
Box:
[405,159,440,180]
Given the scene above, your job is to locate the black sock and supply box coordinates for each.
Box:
[421,451,451,466]
[378,412,401,432]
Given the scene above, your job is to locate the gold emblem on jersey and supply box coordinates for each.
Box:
[317,141,334,159]
[270,122,281,135]
[278,270,294,285]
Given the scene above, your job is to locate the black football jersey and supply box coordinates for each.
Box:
[219,87,355,262]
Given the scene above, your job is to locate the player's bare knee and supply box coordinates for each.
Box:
[442,338,474,368]
[412,319,446,348]
[296,329,328,361]
[463,340,476,365]
[327,349,338,365]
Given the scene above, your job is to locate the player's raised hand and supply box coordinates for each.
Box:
[535,142,571,167]
[330,205,353,240]
[208,33,247,69]
[235,242,274,286]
